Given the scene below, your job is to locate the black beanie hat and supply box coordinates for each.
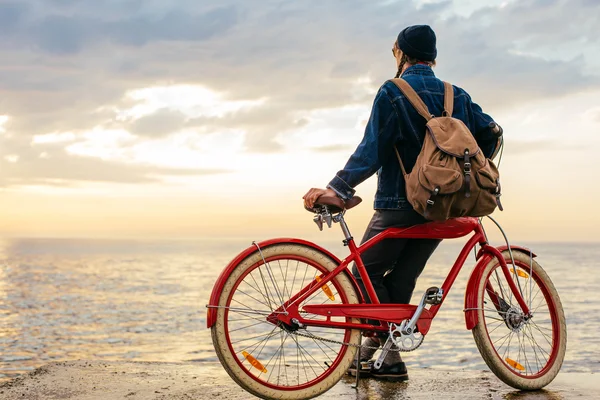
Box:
[397,25,437,61]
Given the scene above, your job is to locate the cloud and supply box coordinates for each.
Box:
[0,134,230,188]
[0,154,230,188]
[2,3,239,54]
[128,108,188,138]
[186,103,309,152]
[0,0,598,187]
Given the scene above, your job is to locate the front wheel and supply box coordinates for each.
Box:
[211,243,361,400]
[472,250,567,390]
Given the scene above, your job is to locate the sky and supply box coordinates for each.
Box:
[0,0,599,242]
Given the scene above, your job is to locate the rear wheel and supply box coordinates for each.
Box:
[211,243,360,400]
[472,250,567,390]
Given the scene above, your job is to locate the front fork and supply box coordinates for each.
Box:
[484,245,531,317]
[465,247,534,330]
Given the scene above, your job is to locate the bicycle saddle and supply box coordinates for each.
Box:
[305,195,362,214]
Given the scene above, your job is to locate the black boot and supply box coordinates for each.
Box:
[371,361,409,382]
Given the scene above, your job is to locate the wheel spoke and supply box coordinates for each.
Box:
[290,260,300,302]
[246,271,274,311]
[307,335,335,363]
[501,331,515,361]
[483,315,505,322]
[263,330,288,381]
[230,299,273,315]
[532,296,549,314]
[229,320,272,334]
[290,334,320,380]
[282,260,290,300]
[528,286,542,312]
[529,320,554,348]
[523,327,545,372]
[231,330,279,346]
[487,320,506,335]
[494,269,511,304]
[234,287,274,310]
[524,324,550,361]
[493,330,512,346]
[237,326,279,354]
[256,264,275,311]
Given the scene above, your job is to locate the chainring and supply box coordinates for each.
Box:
[389,322,425,351]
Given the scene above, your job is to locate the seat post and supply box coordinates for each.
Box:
[338,214,353,245]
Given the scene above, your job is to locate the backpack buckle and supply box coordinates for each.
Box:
[463,150,471,175]
[427,187,440,206]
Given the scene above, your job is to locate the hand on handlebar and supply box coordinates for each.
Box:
[303,188,337,209]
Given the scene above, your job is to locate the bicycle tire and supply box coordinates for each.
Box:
[211,243,360,400]
[472,250,567,390]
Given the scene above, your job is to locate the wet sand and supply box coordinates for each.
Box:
[0,361,596,399]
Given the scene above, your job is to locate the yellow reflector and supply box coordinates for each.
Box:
[315,275,335,301]
[510,268,529,279]
[505,358,525,371]
[242,351,267,373]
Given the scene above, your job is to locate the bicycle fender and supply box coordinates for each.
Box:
[206,238,365,328]
[475,245,537,260]
[464,246,537,330]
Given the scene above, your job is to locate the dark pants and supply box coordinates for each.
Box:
[352,209,442,305]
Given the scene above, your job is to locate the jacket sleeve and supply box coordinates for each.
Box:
[464,92,499,159]
[327,86,399,200]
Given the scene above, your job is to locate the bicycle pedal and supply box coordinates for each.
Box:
[424,286,443,305]
[360,360,374,370]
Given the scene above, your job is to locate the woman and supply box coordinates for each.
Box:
[303,25,499,381]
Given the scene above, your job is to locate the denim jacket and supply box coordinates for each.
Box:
[327,64,498,210]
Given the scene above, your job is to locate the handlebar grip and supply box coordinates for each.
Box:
[489,122,503,137]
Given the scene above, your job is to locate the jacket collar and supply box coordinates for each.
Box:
[401,64,435,77]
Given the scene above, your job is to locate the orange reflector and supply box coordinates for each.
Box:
[315,275,335,301]
[505,358,525,371]
[242,351,267,373]
[510,268,529,279]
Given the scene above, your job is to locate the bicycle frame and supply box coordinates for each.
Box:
[267,217,531,336]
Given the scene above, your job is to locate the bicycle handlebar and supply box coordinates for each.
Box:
[489,121,503,137]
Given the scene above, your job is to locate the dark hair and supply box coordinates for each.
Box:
[394,52,437,78]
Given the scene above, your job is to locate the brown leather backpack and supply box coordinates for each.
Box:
[391,78,502,221]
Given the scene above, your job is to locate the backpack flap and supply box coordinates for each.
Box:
[417,165,463,194]
[474,164,498,190]
[410,165,464,219]
[426,118,479,157]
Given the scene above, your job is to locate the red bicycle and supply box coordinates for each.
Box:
[206,196,566,399]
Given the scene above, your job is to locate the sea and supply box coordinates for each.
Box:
[1,237,598,382]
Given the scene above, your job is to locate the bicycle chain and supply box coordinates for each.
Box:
[289,329,423,352]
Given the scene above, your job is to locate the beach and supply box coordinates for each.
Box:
[1,361,597,400]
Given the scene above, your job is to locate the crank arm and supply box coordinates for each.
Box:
[373,336,394,369]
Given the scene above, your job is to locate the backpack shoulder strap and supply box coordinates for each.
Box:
[443,81,454,117]
[393,146,408,177]
[390,78,432,121]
